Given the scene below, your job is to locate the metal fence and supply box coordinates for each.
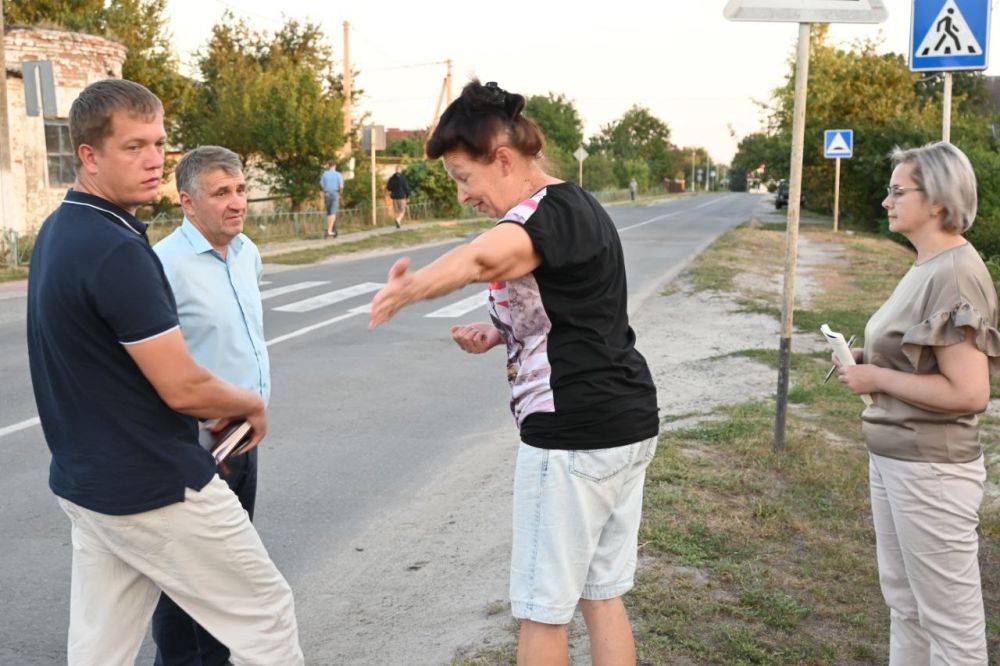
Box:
[1,228,32,268]
[145,200,482,246]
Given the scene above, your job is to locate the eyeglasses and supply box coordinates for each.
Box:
[885,186,924,199]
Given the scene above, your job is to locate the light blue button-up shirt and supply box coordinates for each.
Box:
[154,218,271,404]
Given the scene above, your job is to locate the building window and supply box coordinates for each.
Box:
[45,120,74,186]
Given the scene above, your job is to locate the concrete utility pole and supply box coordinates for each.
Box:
[690,152,696,192]
[342,21,352,153]
[0,0,13,246]
[445,59,453,105]
[427,60,453,140]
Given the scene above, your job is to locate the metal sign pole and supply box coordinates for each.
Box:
[833,157,841,233]
[370,138,377,227]
[942,71,953,142]
[774,21,812,453]
[0,0,13,253]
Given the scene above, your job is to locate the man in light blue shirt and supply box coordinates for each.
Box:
[320,160,344,237]
[152,145,270,666]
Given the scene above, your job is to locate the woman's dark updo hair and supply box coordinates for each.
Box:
[426,80,546,162]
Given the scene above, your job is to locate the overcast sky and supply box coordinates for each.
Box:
[165,1,999,162]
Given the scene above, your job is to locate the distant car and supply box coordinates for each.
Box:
[774,179,805,209]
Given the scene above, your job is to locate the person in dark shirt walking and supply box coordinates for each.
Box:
[387,165,411,229]
[369,80,658,665]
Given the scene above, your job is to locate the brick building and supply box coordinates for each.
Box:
[4,26,127,233]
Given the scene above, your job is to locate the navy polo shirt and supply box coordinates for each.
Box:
[27,190,217,516]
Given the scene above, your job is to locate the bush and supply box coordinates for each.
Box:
[982,253,1000,297]
[613,159,650,190]
[341,159,386,210]
[580,152,617,191]
[403,160,462,218]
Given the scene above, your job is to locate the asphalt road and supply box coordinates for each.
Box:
[0,192,764,664]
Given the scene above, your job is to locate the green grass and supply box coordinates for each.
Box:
[450,645,517,665]
[0,266,28,282]
[265,220,494,265]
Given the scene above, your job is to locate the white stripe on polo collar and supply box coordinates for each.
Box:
[63,199,143,237]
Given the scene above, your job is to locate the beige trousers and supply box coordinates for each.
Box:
[57,475,303,666]
[869,453,987,666]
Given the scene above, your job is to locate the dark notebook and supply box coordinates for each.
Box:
[198,420,253,464]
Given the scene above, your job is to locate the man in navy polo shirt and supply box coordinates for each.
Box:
[27,79,303,665]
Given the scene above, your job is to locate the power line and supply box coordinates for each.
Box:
[348,23,406,68]
[364,60,449,73]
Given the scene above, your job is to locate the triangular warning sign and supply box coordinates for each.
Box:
[915,0,983,57]
[827,133,851,155]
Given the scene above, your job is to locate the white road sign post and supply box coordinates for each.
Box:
[909,0,991,141]
[574,147,588,188]
[725,0,887,452]
[363,125,385,227]
[824,129,854,232]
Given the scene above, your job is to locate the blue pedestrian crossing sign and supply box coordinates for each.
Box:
[910,0,991,72]
[824,129,853,159]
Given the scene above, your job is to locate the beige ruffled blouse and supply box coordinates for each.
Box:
[862,241,1000,463]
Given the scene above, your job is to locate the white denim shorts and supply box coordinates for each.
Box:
[509,436,658,624]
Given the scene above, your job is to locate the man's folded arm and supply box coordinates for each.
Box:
[124,328,262,419]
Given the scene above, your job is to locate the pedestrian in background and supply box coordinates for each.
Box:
[837,141,995,665]
[628,177,637,201]
[387,165,411,229]
[321,160,345,237]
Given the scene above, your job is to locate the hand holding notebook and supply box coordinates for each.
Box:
[821,324,873,407]
[198,419,254,464]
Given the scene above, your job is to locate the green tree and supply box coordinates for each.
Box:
[578,152,617,191]
[589,105,678,184]
[613,159,650,190]
[385,136,426,158]
[176,16,263,162]
[5,0,104,33]
[541,144,579,183]
[179,13,346,209]
[253,57,343,209]
[402,160,461,217]
[731,132,789,184]
[7,0,187,119]
[524,92,584,153]
[749,25,995,229]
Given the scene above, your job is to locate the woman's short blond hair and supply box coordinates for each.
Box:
[891,141,978,234]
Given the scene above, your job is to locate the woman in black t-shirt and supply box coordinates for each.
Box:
[369,80,658,664]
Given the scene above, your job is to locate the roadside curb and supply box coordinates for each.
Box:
[257,216,489,260]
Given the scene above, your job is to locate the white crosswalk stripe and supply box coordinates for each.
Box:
[0,417,40,439]
[260,281,329,301]
[258,280,272,286]
[273,282,384,313]
[425,290,489,318]
[266,304,371,347]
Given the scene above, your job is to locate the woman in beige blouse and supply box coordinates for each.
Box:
[837,141,996,665]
